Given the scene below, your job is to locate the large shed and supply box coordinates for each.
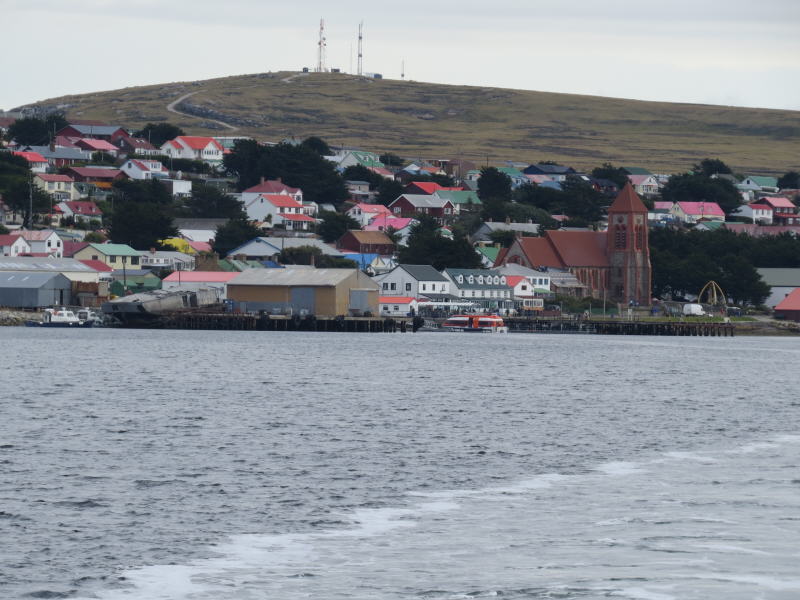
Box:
[227,267,379,316]
[0,272,73,308]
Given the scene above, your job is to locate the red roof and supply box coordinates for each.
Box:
[163,271,239,283]
[609,182,649,214]
[175,136,223,151]
[351,203,391,214]
[76,138,118,151]
[513,237,566,269]
[547,231,609,267]
[0,234,25,246]
[78,259,113,272]
[675,201,725,217]
[67,167,123,179]
[761,197,796,209]
[278,213,316,222]
[63,241,89,257]
[775,288,800,312]
[188,241,212,253]
[63,201,102,215]
[36,174,74,183]
[117,136,156,150]
[13,151,47,163]
[243,179,301,195]
[261,194,303,208]
[505,275,526,287]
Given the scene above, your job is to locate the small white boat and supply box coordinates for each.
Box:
[441,314,509,333]
[26,307,95,328]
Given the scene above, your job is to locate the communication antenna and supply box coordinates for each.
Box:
[316,18,327,73]
[357,21,363,76]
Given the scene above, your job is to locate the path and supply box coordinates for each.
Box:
[166,90,239,132]
[281,72,310,84]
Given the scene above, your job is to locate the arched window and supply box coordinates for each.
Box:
[635,226,644,250]
[614,225,627,249]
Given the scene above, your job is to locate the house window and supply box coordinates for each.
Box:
[110,256,117,263]
[382,283,388,290]
[405,283,411,291]
[393,306,399,311]
[91,255,98,260]
[390,283,396,290]
[422,284,426,291]
[393,207,401,214]
[131,257,140,266]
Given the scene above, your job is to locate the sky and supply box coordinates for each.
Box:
[2,0,800,112]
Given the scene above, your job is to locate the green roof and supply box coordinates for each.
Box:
[476,246,500,262]
[352,151,385,168]
[497,167,525,178]
[88,243,142,257]
[747,175,778,188]
[435,190,482,205]
[699,221,725,231]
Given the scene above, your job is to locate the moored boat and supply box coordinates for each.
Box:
[25,307,95,328]
[441,314,508,333]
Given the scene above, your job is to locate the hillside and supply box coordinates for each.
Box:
[21,71,800,174]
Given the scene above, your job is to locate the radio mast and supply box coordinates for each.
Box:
[357,21,363,76]
[401,59,405,80]
[316,19,327,73]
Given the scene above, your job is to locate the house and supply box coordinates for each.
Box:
[364,216,416,246]
[670,201,725,224]
[0,234,31,257]
[329,150,385,170]
[74,138,119,156]
[758,197,799,225]
[622,166,653,176]
[732,202,773,224]
[73,243,142,268]
[114,136,160,156]
[495,263,552,292]
[649,201,675,222]
[432,190,481,214]
[120,159,169,180]
[588,177,620,197]
[161,136,224,163]
[64,167,125,188]
[471,221,539,243]
[139,249,195,271]
[56,201,103,224]
[174,218,230,244]
[757,268,800,308]
[12,151,48,173]
[372,264,452,300]
[0,272,73,308]
[505,275,545,312]
[628,174,659,196]
[15,230,64,257]
[496,167,530,188]
[244,194,315,230]
[227,237,343,261]
[20,145,91,168]
[56,124,128,141]
[387,194,455,221]
[345,180,372,202]
[379,296,419,316]
[497,183,651,304]
[475,245,501,268]
[346,203,392,227]
[443,268,514,311]
[523,164,577,182]
[226,267,380,317]
[740,176,779,193]
[336,230,395,255]
[774,288,800,321]
[240,178,303,207]
[403,181,463,196]
[161,178,193,198]
[161,270,239,296]
[34,174,79,202]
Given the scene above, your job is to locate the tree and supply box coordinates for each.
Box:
[300,136,332,156]
[109,202,178,249]
[379,152,404,166]
[0,224,9,234]
[182,184,245,219]
[477,167,512,203]
[777,171,800,190]
[211,218,264,257]
[376,178,404,206]
[398,215,482,270]
[83,231,107,243]
[488,229,517,248]
[134,122,185,147]
[661,173,741,215]
[112,178,173,206]
[342,164,383,189]
[6,113,67,145]
[316,211,360,243]
[0,153,50,226]
[692,158,732,177]
[590,163,629,189]
[561,175,605,222]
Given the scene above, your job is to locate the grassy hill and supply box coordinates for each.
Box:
[23,71,800,174]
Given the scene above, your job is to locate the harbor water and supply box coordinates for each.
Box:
[1,329,799,599]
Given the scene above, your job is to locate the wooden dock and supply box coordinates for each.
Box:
[504,317,735,336]
[162,312,421,333]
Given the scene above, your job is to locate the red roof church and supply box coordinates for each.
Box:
[496,183,652,304]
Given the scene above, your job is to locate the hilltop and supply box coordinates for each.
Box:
[19,71,800,174]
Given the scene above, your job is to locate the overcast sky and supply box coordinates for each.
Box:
[2,0,799,112]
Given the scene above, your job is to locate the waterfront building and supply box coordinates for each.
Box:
[373,264,452,298]
[442,268,514,311]
[0,272,73,308]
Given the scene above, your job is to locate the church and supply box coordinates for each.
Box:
[495,183,652,305]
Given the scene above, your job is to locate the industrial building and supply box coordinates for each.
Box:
[0,272,73,308]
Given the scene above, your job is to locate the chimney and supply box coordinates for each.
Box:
[276,177,282,183]
[260,176,265,184]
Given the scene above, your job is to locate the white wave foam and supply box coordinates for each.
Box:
[692,543,770,555]
[689,573,800,591]
[595,461,644,476]
[660,451,717,463]
[612,586,676,600]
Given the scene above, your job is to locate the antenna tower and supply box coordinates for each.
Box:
[316,18,327,73]
[401,59,405,80]
[357,21,363,76]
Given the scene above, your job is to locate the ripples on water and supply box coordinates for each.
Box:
[1,329,798,599]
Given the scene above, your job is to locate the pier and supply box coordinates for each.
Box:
[161,312,419,333]
[504,317,735,337]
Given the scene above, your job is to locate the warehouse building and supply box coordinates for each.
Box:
[0,272,73,308]
[227,267,379,316]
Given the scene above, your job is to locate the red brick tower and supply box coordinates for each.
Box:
[606,183,652,305]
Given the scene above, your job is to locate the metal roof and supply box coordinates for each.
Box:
[229,237,343,258]
[0,257,97,272]
[398,264,449,282]
[230,267,369,287]
[0,271,69,288]
[757,268,800,287]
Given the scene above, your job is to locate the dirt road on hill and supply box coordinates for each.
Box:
[166,91,239,132]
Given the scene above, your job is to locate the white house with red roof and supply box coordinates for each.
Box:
[733,202,773,224]
[670,201,725,224]
[12,151,48,173]
[379,295,420,316]
[346,203,392,227]
[0,234,32,257]
[34,173,79,201]
[160,136,224,163]
[244,194,315,230]
[758,197,799,225]
[56,201,103,224]
[14,230,63,257]
[120,158,169,180]
[627,174,659,196]
[240,178,303,206]
[505,275,546,312]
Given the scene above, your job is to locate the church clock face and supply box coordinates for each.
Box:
[616,215,626,224]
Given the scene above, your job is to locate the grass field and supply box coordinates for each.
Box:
[26,71,800,174]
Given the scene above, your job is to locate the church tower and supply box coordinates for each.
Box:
[606,182,652,305]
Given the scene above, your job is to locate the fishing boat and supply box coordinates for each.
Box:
[441,314,508,333]
[25,307,95,328]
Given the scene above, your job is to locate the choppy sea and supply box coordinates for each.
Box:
[1,328,799,599]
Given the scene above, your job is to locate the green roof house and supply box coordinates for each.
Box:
[73,243,143,269]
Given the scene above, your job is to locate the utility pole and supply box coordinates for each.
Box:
[357,21,363,76]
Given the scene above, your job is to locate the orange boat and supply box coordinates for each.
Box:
[441,314,509,333]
